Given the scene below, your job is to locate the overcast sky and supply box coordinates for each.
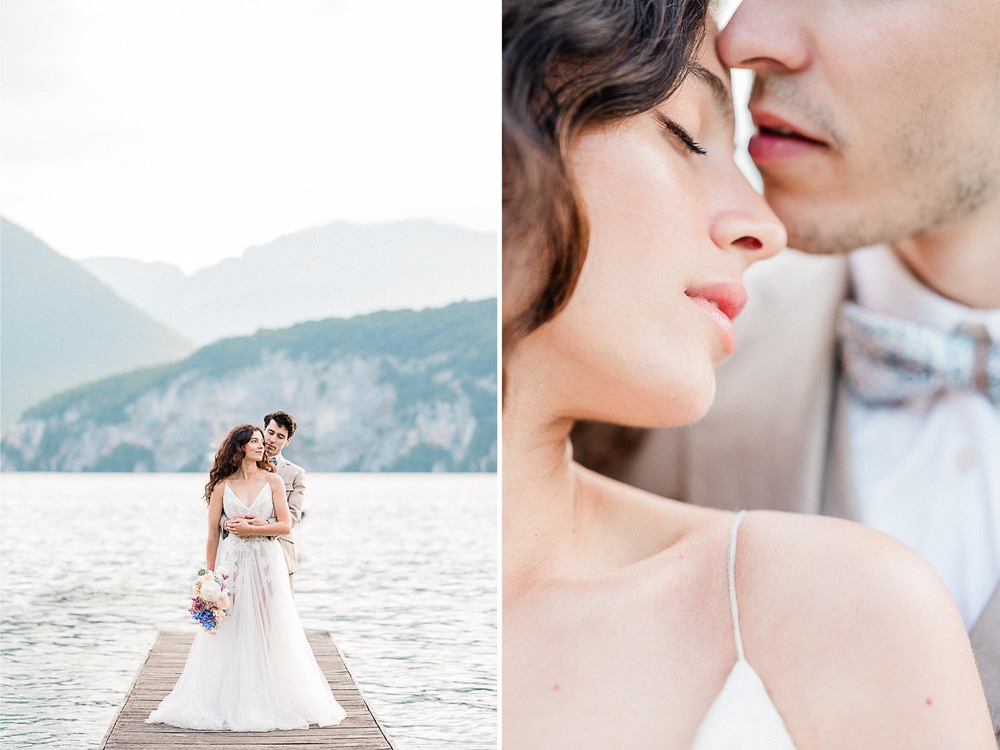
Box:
[1,0,498,273]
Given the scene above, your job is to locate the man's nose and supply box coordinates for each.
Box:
[717,0,810,74]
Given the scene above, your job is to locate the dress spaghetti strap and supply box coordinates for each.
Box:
[728,510,748,662]
[691,509,798,748]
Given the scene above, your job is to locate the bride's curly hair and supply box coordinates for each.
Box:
[503,0,709,471]
[204,423,275,503]
[503,0,708,359]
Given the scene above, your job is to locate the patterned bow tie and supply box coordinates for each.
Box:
[270,456,278,465]
[837,301,1000,406]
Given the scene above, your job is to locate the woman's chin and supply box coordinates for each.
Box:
[639,393,715,428]
[581,377,716,429]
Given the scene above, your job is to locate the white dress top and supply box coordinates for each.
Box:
[691,511,798,749]
[847,245,1000,628]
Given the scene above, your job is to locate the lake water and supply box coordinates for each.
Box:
[0,472,497,749]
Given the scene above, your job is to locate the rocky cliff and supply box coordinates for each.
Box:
[1,300,496,472]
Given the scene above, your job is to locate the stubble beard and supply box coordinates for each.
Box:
[764,126,1000,256]
[752,75,1000,256]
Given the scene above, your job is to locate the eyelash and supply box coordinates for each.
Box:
[657,116,707,156]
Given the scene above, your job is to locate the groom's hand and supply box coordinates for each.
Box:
[225,515,268,537]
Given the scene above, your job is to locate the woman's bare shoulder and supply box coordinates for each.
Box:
[740,510,949,605]
[735,510,969,657]
[737,511,993,747]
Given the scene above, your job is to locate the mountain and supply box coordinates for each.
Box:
[0,218,195,432]
[81,220,498,344]
[0,299,497,473]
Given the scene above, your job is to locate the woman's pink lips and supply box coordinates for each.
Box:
[685,283,747,356]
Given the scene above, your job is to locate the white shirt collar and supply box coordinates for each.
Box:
[849,244,1000,340]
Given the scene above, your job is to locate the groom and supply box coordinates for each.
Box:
[577,0,1000,736]
[224,410,306,594]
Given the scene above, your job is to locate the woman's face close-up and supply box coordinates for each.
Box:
[244,431,266,462]
[529,27,786,428]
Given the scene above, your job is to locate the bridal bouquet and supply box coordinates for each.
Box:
[189,569,232,633]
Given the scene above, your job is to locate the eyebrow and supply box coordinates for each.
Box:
[688,64,734,125]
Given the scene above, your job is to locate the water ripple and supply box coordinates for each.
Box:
[0,472,497,749]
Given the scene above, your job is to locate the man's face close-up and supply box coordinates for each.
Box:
[263,420,291,457]
[718,0,1000,255]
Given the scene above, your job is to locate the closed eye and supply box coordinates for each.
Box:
[654,113,707,156]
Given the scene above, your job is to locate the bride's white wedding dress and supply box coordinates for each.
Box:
[147,482,346,731]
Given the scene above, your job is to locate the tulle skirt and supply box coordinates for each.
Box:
[147,534,346,731]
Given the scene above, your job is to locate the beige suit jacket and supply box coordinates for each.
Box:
[273,456,305,575]
[218,456,305,575]
[617,249,1000,738]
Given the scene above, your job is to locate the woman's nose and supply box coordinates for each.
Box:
[710,180,787,262]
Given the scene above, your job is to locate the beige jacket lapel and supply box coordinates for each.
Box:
[273,456,300,575]
[971,581,1000,741]
[821,380,860,520]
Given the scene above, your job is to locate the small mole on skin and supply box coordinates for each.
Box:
[553,684,560,691]
[925,697,932,706]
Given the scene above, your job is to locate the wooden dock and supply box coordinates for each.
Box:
[100,631,398,749]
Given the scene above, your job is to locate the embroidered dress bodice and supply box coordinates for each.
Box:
[691,511,798,749]
[223,483,272,546]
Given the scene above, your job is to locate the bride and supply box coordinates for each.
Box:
[502,0,994,747]
[147,423,346,731]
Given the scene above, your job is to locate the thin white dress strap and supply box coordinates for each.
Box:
[691,509,799,749]
[728,509,748,662]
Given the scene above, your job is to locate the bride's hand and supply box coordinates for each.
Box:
[227,518,255,538]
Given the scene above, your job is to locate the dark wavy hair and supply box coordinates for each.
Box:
[204,423,275,503]
[502,0,709,356]
[263,410,297,438]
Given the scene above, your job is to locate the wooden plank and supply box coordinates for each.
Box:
[100,632,397,750]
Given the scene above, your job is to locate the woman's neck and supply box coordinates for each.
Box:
[233,458,260,480]
[503,375,595,595]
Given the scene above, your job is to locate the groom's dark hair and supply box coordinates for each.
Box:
[264,410,297,438]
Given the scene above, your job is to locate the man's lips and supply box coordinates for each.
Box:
[748,110,828,164]
[751,111,827,145]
